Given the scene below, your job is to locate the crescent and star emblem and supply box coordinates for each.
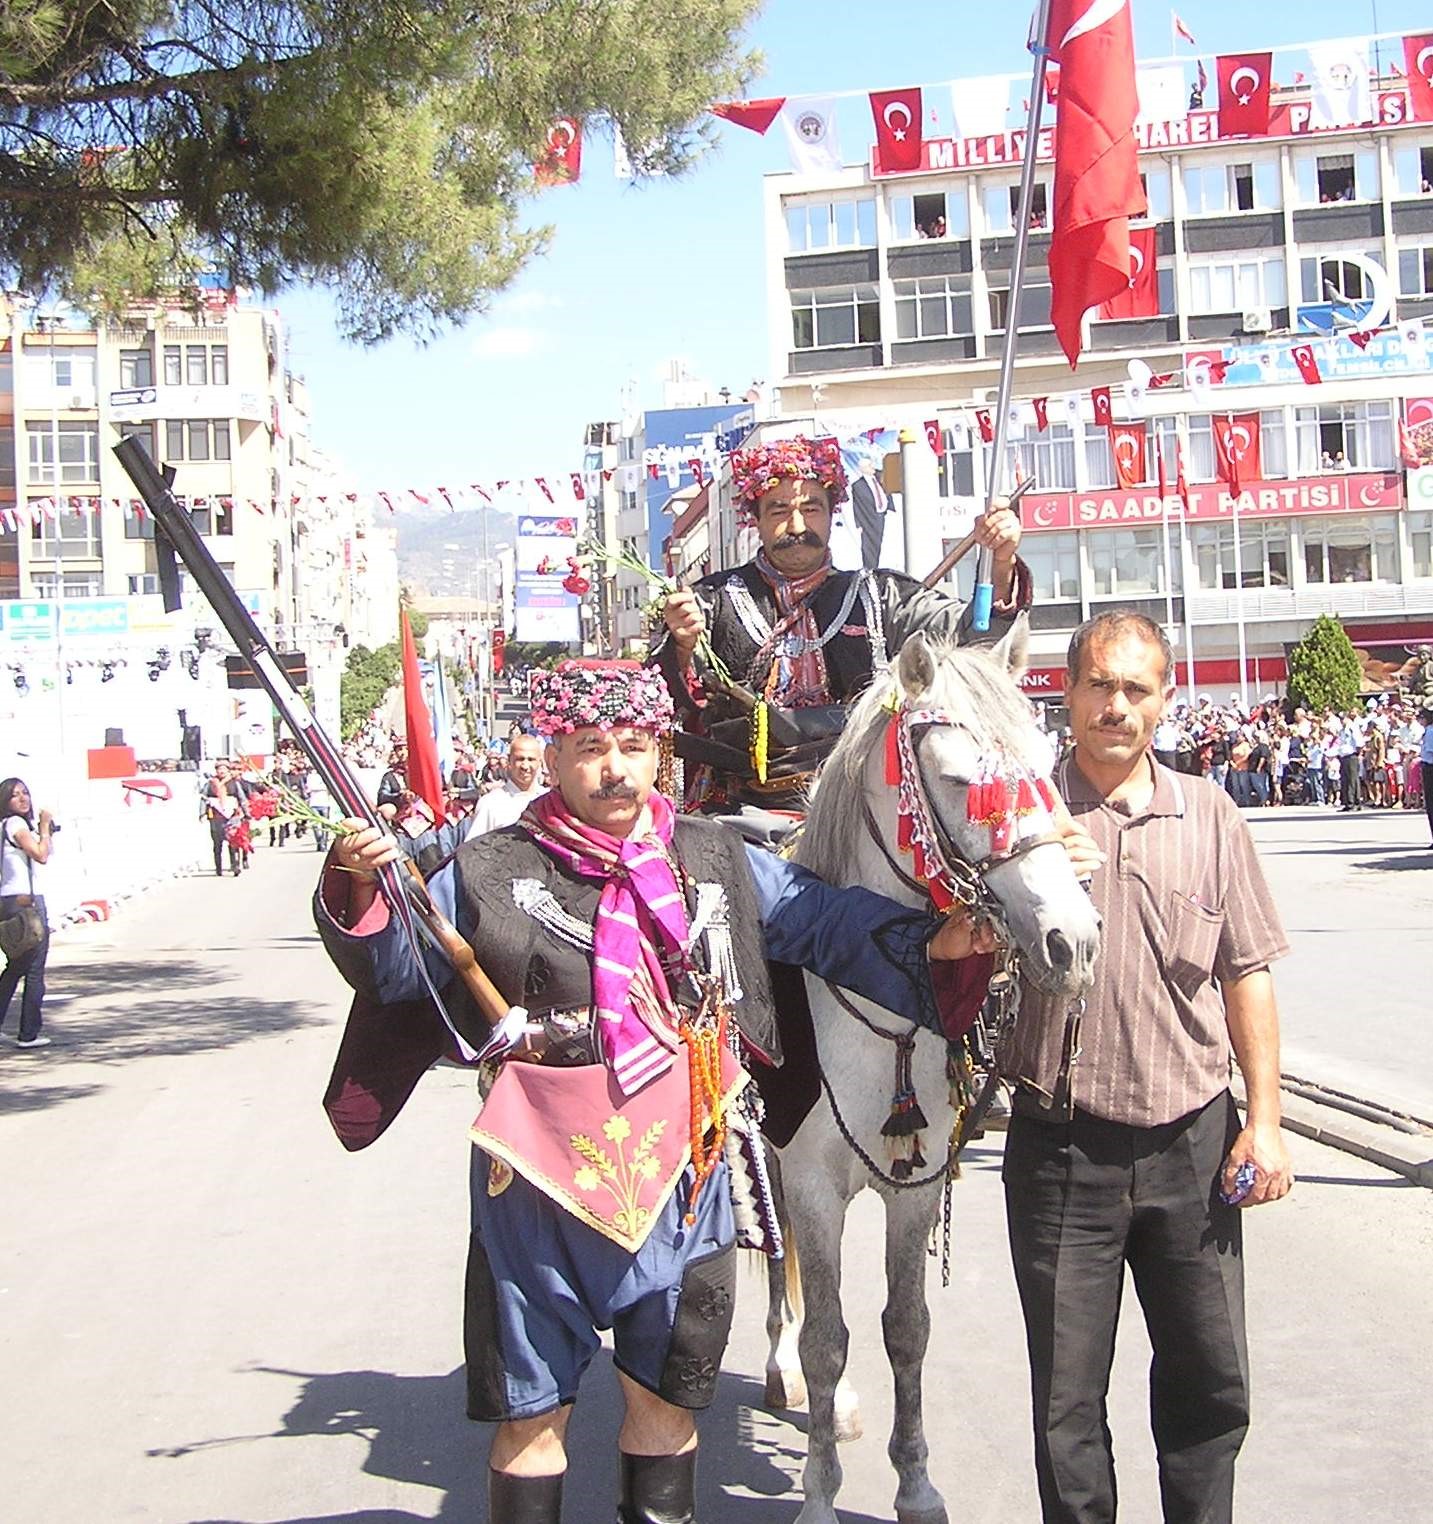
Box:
[1229,66,1260,105]
[1060,0,1126,49]
[1034,501,1058,528]
[1228,425,1251,458]
[548,119,576,150]
[883,101,912,141]
[1359,484,1382,508]
[1418,44,1433,83]
[1128,244,1145,287]
[1406,399,1433,427]
[1115,432,1139,463]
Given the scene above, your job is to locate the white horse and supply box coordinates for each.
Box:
[768,625,1101,1524]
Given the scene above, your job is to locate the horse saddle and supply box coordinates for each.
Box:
[677,704,847,782]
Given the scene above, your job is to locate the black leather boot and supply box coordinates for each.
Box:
[488,1468,564,1522]
[617,1451,696,1523]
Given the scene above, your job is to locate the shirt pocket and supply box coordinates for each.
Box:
[1164,891,1225,998]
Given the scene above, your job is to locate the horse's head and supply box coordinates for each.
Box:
[800,621,1099,999]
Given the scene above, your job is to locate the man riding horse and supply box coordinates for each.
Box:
[651,433,1031,815]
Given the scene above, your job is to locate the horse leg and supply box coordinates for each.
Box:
[790,1184,851,1524]
[764,1237,807,1411]
[882,1188,948,1524]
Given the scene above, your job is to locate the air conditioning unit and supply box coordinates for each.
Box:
[1241,307,1272,334]
[69,393,87,409]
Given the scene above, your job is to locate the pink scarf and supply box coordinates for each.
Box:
[521,790,689,1095]
[753,549,835,707]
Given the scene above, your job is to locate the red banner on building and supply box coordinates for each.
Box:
[870,87,924,173]
[1213,413,1262,491]
[1018,472,1403,533]
[1404,35,1433,122]
[1109,421,1148,487]
[1097,227,1158,320]
[1216,52,1274,138]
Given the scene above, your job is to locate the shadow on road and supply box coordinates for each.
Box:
[173,1354,889,1524]
[1353,853,1433,872]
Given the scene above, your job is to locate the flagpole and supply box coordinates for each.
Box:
[1227,411,1250,711]
[1176,420,1197,707]
[972,0,1053,631]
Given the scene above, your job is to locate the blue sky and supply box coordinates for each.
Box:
[278,0,1430,491]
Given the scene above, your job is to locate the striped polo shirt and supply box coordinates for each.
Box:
[1001,751,1289,1128]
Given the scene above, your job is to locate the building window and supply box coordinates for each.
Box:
[211,345,229,385]
[1294,401,1394,472]
[1139,167,1173,221]
[1392,143,1433,196]
[163,345,182,385]
[1302,514,1397,583]
[33,572,102,598]
[937,430,975,498]
[1191,521,1291,589]
[119,348,153,388]
[1088,526,1172,596]
[128,574,160,595]
[790,286,881,349]
[0,425,13,490]
[981,182,1013,234]
[31,510,101,560]
[186,345,208,386]
[163,418,232,461]
[124,511,156,540]
[1293,147,1379,205]
[889,189,970,242]
[1009,422,1077,491]
[1187,254,1287,314]
[1182,158,1280,217]
[1021,530,1081,600]
[1300,251,1383,307]
[1398,245,1433,296]
[893,277,973,339]
[1008,181,1049,230]
[784,195,877,253]
[1410,510,1433,577]
[26,421,99,484]
[1179,412,1287,481]
[988,277,1052,330]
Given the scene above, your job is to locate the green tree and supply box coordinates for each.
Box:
[339,639,399,738]
[0,1,760,341]
[1287,614,1362,713]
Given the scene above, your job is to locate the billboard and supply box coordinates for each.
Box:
[514,511,581,644]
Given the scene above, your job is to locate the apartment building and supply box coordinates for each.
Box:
[745,54,1433,696]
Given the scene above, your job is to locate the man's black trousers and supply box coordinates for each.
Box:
[1422,760,1433,841]
[1003,1091,1249,1524]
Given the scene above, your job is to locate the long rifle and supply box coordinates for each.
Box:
[112,436,519,1061]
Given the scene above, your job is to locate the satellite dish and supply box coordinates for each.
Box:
[1127,359,1153,389]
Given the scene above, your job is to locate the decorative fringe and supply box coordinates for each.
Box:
[1035,775,1058,812]
[750,701,770,784]
[882,1034,930,1180]
[885,712,901,786]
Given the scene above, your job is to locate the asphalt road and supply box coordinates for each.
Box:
[2,836,1431,1523]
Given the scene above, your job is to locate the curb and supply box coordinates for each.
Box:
[1235,1077,1433,1189]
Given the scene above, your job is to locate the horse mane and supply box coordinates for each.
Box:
[794,639,1038,884]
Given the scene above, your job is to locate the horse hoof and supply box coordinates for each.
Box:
[896,1509,949,1524]
[834,1410,863,1444]
[764,1369,807,1410]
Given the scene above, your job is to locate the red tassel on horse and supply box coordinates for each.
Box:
[885,714,902,787]
[1035,776,1058,812]
[1015,775,1038,814]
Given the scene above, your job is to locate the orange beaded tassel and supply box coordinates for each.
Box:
[680,1002,729,1225]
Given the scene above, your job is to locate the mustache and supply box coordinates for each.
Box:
[772,530,824,550]
[591,782,639,802]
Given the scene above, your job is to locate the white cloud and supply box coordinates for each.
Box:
[471,325,547,359]
[502,289,564,315]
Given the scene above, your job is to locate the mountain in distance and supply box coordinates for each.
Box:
[393,506,515,597]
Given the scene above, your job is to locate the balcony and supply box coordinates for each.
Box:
[1186,581,1433,623]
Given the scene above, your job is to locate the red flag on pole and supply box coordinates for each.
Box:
[1173,14,1196,46]
[401,609,445,821]
[1175,435,1191,508]
[1033,396,1049,432]
[1404,36,1433,121]
[870,87,924,172]
[535,118,583,185]
[1157,433,1170,500]
[1091,386,1113,427]
[924,419,942,454]
[1109,422,1148,487]
[1046,0,1145,368]
[711,98,786,134]
[1097,226,1158,319]
[1216,53,1274,138]
[1212,414,1261,492]
[1290,344,1323,386]
[975,409,994,443]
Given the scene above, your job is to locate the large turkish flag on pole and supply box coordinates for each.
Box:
[1046,0,1145,367]
[1212,413,1261,494]
[1216,53,1274,137]
[1404,36,1433,123]
[1098,226,1158,318]
[401,609,446,821]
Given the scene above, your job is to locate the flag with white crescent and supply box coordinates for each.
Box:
[1097,226,1158,319]
[1045,0,1145,367]
[871,87,923,173]
[1403,34,1433,123]
[1108,421,1148,488]
[1216,52,1273,137]
[1212,413,1261,491]
[535,118,583,185]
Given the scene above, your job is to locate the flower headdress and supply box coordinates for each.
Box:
[528,659,674,737]
[729,434,848,522]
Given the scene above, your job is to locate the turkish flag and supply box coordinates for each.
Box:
[711,98,786,134]
[401,610,445,822]
[570,473,585,500]
[871,87,923,172]
[1213,413,1261,493]
[1046,0,1144,367]
[535,118,582,185]
[1216,53,1273,138]
[1098,226,1158,319]
[975,409,994,443]
[1406,36,1433,121]
[924,419,942,455]
[491,628,506,676]
[1033,396,1049,432]
[1091,386,1113,427]
[1175,437,1191,509]
[1291,344,1323,386]
[1108,422,1147,488]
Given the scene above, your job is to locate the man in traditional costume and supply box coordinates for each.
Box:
[316,659,990,1524]
[651,434,1031,813]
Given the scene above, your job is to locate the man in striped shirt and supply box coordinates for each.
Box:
[1001,610,1292,1524]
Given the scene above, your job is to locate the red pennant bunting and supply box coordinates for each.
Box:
[536,477,554,501]
[647,463,661,479]
[1291,344,1323,386]
[689,459,706,487]
[1347,329,1376,350]
[924,419,942,454]
[602,469,614,482]
[870,87,923,173]
[1091,386,1113,427]
[1149,371,1176,388]
[974,409,994,443]
[1033,396,1049,432]
[1217,52,1274,137]
[710,98,786,135]
[437,486,455,510]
